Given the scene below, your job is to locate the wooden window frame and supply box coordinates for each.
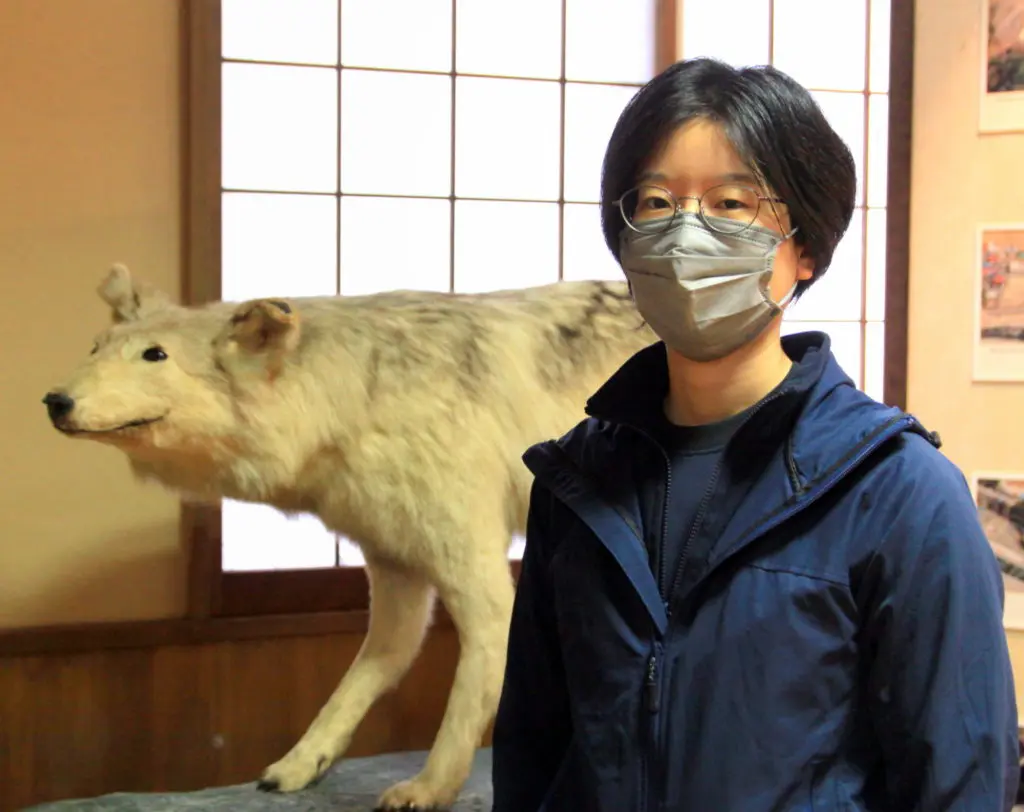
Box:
[183,0,914,622]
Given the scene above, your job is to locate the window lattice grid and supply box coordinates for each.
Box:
[218,0,659,570]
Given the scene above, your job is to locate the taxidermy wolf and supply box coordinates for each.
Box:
[43,263,654,810]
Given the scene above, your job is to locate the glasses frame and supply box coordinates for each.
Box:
[615,182,786,236]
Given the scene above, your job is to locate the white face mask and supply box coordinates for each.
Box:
[618,213,799,363]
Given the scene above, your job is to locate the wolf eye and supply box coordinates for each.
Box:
[142,346,167,362]
[90,343,98,355]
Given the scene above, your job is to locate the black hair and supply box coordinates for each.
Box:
[600,57,857,297]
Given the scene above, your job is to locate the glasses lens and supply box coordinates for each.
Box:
[699,184,761,234]
[620,185,677,233]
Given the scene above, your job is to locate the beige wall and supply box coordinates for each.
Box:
[908,0,1024,473]
[0,0,185,627]
[909,0,1024,706]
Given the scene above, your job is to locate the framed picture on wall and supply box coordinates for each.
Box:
[974,224,1024,381]
[980,0,1024,133]
[971,472,1024,629]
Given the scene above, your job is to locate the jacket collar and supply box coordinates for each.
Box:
[583,330,938,494]
[585,331,835,443]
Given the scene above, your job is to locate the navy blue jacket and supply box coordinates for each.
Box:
[492,332,1019,811]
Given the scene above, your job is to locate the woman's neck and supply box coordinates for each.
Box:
[663,327,793,427]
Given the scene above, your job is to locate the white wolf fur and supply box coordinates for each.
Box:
[46,264,654,810]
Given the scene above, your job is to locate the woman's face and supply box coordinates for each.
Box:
[638,117,815,304]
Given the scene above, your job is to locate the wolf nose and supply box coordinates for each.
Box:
[43,392,75,422]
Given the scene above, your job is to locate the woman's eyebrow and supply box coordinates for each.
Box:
[635,170,760,186]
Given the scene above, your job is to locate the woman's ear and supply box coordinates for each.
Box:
[795,248,816,283]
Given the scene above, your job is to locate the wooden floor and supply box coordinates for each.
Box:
[0,624,464,812]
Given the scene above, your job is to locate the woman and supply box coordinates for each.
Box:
[491,58,1019,811]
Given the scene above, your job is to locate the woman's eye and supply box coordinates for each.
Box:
[715,197,749,210]
[142,346,168,363]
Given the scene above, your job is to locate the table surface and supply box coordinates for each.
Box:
[22,749,494,812]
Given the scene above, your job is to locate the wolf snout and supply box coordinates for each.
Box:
[42,391,75,425]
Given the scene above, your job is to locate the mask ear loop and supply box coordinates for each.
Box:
[775,281,799,309]
[764,227,802,310]
[753,176,803,310]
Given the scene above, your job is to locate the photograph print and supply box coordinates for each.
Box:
[974,473,1024,595]
[980,0,1024,132]
[975,225,1024,381]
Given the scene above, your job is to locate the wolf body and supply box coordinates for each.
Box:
[45,265,654,810]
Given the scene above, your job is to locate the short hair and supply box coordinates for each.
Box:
[600,58,857,297]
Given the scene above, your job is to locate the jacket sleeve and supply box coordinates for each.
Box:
[860,457,1020,811]
[492,481,573,812]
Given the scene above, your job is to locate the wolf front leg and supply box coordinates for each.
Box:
[257,557,436,792]
[374,549,516,811]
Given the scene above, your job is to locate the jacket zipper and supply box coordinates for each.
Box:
[641,644,661,812]
[640,427,666,812]
[614,420,666,812]
[645,649,661,716]
[656,454,673,597]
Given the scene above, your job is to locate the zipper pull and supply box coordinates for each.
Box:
[645,653,660,714]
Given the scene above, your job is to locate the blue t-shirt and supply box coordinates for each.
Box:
[647,368,796,600]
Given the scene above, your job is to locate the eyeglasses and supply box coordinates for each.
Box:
[615,183,786,236]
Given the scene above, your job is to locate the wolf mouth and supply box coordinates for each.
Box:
[59,415,167,435]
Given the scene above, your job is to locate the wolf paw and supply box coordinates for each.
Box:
[256,751,331,793]
[373,777,456,811]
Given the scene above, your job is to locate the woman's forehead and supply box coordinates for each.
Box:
[642,119,757,189]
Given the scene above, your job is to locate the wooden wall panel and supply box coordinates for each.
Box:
[0,627,462,812]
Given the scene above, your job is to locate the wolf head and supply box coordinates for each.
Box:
[43,264,310,495]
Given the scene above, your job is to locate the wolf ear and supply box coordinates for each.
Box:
[218,299,301,376]
[97,263,172,322]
